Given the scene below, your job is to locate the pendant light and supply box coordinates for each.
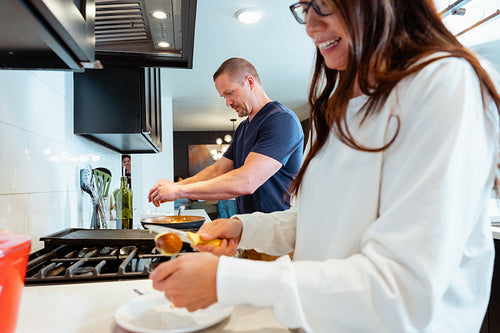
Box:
[212,119,237,160]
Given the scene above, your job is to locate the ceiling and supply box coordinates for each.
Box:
[163,0,315,131]
[164,0,500,132]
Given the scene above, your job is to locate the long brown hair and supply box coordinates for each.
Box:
[290,0,500,196]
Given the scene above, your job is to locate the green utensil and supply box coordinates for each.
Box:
[93,168,112,197]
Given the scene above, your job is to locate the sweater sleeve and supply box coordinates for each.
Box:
[217,255,311,330]
[234,206,297,256]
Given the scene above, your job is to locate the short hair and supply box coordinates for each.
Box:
[213,57,261,85]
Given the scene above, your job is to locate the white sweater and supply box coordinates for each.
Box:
[217,56,499,333]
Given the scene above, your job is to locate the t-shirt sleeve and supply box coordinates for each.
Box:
[223,140,234,161]
[252,111,304,165]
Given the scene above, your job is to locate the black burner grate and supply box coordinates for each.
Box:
[24,228,188,285]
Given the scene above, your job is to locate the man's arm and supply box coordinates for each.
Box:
[148,157,233,206]
[180,157,234,185]
[179,152,282,200]
[149,152,282,206]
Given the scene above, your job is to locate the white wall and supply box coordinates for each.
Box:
[131,74,175,222]
[0,69,174,252]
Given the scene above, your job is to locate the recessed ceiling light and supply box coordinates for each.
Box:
[234,7,262,24]
[158,41,171,48]
[151,10,167,20]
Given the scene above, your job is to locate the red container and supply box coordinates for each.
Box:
[0,230,31,333]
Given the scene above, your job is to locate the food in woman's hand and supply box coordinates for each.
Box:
[154,232,183,255]
[186,231,221,246]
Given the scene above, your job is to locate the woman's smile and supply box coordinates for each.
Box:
[306,9,349,70]
[316,37,342,57]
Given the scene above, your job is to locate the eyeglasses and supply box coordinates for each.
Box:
[289,0,335,24]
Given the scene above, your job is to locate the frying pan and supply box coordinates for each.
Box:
[140,215,206,231]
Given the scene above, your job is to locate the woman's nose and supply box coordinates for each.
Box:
[305,9,324,36]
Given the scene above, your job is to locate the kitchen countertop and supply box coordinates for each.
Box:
[491,225,500,240]
[16,278,291,333]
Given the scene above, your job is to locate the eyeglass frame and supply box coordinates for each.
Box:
[289,0,334,24]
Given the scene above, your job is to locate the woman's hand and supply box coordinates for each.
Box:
[193,218,243,257]
[150,252,219,311]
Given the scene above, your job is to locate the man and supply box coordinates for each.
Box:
[148,58,303,257]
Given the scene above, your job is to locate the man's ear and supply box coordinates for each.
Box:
[245,75,255,90]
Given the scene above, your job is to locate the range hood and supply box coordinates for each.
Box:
[94,0,197,68]
[0,0,196,71]
[96,0,182,55]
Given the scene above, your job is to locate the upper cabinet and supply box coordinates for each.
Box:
[0,0,197,71]
[0,0,96,71]
[74,67,162,153]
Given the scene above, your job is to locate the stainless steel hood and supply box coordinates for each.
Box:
[94,0,196,68]
[0,0,196,71]
[95,0,181,53]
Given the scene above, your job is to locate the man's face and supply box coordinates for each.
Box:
[214,73,252,118]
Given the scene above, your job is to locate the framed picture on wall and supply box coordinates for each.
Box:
[188,144,229,176]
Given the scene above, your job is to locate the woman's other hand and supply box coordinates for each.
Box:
[193,218,243,256]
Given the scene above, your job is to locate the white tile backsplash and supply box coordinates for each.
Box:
[0,69,173,252]
[26,84,69,142]
[30,70,69,98]
[0,122,29,194]
[0,70,33,129]
[0,70,123,251]
[0,194,29,234]
[28,192,67,252]
[0,70,67,141]
[28,133,71,193]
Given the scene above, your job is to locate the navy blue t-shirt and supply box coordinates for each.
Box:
[223,101,304,214]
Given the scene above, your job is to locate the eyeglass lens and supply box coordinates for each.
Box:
[290,0,334,24]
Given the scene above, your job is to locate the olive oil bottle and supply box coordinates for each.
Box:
[113,168,133,229]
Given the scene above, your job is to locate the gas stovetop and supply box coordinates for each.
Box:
[25,228,187,285]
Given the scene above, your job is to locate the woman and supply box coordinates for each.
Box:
[121,154,132,188]
[150,1,500,332]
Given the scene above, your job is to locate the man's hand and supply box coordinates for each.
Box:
[149,252,219,311]
[193,218,243,257]
[148,179,180,207]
